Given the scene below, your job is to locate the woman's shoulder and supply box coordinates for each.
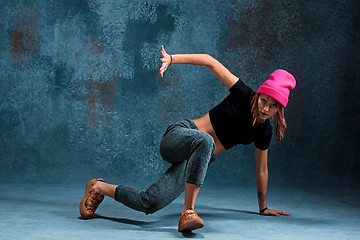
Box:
[229,78,255,98]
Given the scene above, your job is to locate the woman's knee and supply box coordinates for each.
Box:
[140,191,158,215]
[140,190,173,215]
[194,133,215,154]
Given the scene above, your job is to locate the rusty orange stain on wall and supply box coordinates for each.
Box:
[87,77,117,127]
[70,37,117,128]
[86,39,117,127]
[10,5,41,65]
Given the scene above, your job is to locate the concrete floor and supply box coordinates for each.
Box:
[1,183,359,240]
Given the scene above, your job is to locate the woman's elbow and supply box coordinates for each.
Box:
[204,54,216,67]
[256,167,268,175]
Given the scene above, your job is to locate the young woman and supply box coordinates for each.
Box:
[80,46,296,232]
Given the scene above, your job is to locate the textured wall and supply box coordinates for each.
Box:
[1,0,359,189]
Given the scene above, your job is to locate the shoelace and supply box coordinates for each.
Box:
[85,189,103,210]
[179,210,198,223]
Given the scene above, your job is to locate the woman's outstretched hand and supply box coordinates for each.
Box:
[261,208,290,216]
[159,45,171,77]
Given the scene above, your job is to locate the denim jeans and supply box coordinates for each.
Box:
[114,119,216,214]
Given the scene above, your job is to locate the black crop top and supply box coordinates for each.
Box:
[208,78,272,150]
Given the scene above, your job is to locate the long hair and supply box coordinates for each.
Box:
[251,93,287,142]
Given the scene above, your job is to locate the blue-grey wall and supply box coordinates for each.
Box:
[1,0,359,190]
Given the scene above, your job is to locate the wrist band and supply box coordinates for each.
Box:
[260,207,268,214]
[169,54,172,65]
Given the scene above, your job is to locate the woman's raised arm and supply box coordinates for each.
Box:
[159,46,239,89]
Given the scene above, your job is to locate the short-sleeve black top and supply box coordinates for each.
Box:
[208,78,272,150]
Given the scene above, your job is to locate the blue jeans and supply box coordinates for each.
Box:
[114,119,216,214]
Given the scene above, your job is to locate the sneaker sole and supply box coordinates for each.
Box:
[79,178,103,219]
[178,218,204,232]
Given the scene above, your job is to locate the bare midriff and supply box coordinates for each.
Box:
[192,112,226,156]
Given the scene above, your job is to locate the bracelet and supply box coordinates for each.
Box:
[169,54,172,65]
[259,207,268,214]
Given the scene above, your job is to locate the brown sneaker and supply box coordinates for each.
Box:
[79,178,104,219]
[178,209,204,232]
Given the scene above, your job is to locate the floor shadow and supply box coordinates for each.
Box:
[81,213,160,227]
[159,205,259,221]
[201,206,260,215]
[181,231,205,238]
[80,214,206,236]
[200,205,335,225]
[157,205,337,227]
[80,213,207,237]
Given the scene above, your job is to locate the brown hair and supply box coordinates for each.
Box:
[251,93,287,142]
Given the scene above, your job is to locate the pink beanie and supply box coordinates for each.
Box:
[257,69,296,107]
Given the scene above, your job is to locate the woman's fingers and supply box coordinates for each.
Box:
[160,68,165,77]
[161,45,167,57]
[159,63,167,77]
[161,45,166,54]
[159,45,170,77]
[278,210,290,216]
[262,209,290,216]
[160,62,167,71]
[271,211,280,216]
[272,209,289,216]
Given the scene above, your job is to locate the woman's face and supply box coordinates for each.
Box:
[257,94,279,121]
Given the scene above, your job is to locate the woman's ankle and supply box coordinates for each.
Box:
[93,181,103,194]
[93,181,116,198]
[182,207,194,214]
